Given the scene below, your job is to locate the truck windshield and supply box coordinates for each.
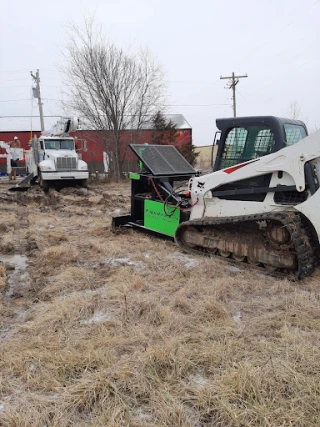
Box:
[44,139,74,150]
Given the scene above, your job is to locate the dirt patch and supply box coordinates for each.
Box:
[0,180,319,426]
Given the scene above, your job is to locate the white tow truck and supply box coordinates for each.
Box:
[25,117,89,191]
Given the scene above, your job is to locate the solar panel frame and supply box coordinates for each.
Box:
[129,144,196,176]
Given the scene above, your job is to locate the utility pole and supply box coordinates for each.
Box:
[30,69,45,132]
[220,72,248,117]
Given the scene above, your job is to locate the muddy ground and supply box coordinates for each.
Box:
[0,178,320,426]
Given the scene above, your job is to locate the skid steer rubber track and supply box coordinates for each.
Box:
[175,211,316,280]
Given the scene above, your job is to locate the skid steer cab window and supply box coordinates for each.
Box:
[44,139,75,150]
[220,125,275,169]
[284,124,307,146]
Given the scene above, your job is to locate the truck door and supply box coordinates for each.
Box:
[39,140,45,162]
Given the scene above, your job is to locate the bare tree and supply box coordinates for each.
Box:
[62,18,166,180]
[288,101,302,120]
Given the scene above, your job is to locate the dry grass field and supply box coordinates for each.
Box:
[0,179,320,426]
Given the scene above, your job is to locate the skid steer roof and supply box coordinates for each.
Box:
[216,116,307,135]
[130,144,195,176]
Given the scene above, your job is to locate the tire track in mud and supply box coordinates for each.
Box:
[0,183,46,343]
[0,182,131,342]
[0,205,33,342]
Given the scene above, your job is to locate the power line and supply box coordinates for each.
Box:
[0,115,60,118]
[165,78,221,85]
[0,74,221,86]
[0,69,60,74]
[0,84,60,88]
[0,78,31,83]
[0,99,231,108]
[0,70,34,73]
[0,99,31,103]
[164,103,230,107]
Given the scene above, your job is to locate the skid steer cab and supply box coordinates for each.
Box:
[212,115,308,170]
[207,115,308,201]
[112,116,320,280]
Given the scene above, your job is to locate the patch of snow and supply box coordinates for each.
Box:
[301,289,319,301]
[144,252,150,258]
[135,407,151,420]
[83,288,101,295]
[102,257,145,269]
[59,286,107,300]
[0,254,28,271]
[113,209,121,214]
[15,311,27,322]
[183,406,202,427]
[29,363,37,372]
[234,311,242,323]
[169,252,199,269]
[189,373,209,389]
[0,404,4,411]
[80,311,111,325]
[0,255,31,302]
[228,266,241,272]
[233,310,244,331]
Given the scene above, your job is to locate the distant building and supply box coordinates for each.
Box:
[0,114,192,173]
[194,145,217,171]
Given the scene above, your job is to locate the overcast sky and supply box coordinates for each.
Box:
[1,0,319,145]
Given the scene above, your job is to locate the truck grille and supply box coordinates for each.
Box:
[56,157,77,170]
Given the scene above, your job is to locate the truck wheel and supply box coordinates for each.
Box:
[81,179,88,188]
[39,172,49,192]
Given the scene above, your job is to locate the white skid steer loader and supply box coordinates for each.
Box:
[113,116,320,279]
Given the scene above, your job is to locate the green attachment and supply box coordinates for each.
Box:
[144,199,180,237]
[129,173,140,180]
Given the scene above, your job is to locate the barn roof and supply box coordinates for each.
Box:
[0,114,191,133]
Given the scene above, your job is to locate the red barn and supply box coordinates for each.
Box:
[0,115,192,174]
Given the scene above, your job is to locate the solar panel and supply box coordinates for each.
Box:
[130,144,195,176]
